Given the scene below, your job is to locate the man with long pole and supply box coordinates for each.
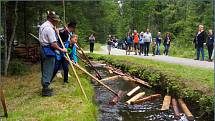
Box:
[39,11,67,97]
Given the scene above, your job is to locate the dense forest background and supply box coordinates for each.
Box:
[0,0,214,75]
[1,0,213,46]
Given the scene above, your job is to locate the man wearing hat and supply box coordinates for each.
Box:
[51,20,77,84]
[39,11,67,96]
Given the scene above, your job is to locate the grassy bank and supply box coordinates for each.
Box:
[87,53,214,120]
[1,64,97,120]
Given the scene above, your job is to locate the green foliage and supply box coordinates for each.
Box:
[8,59,28,75]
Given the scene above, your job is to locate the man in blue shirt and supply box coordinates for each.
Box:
[51,21,76,84]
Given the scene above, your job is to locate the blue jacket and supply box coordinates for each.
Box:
[207,35,214,46]
[69,43,78,63]
[55,32,72,60]
[156,36,161,44]
[139,36,144,44]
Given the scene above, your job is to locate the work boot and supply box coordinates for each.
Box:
[42,87,53,97]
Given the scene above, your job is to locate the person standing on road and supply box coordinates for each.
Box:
[39,11,67,96]
[133,30,139,55]
[163,32,171,56]
[143,28,152,56]
[139,32,144,55]
[156,32,162,55]
[89,34,95,53]
[125,32,133,55]
[206,29,214,62]
[107,35,113,55]
[193,25,207,61]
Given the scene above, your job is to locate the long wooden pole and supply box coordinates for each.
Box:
[74,63,118,96]
[29,32,118,96]
[60,21,102,79]
[55,28,88,100]
[0,87,8,117]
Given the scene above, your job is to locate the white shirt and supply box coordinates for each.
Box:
[144,32,152,42]
[39,20,57,46]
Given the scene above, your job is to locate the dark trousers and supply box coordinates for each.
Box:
[40,49,55,88]
[90,43,94,52]
[163,44,170,55]
[144,42,150,56]
[126,43,132,55]
[139,43,144,55]
[134,43,139,55]
[207,45,213,60]
[152,47,156,55]
[52,57,69,83]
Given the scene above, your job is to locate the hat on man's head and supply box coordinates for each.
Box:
[47,11,60,22]
[68,21,77,28]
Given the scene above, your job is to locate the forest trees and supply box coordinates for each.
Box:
[1,0,213,75]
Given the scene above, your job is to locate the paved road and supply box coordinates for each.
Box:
[93,45,214,69]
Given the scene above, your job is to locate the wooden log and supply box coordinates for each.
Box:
[126,86,141,97]
[126,92,145,104]
[109,91,124,105]
[101,75,121,81]
[178,98,194,121]
[108,69,113,74]
[122,76,151,88]
[161,95,171,111]
[172,98,180,120]
[113,70,125,76]
[130,94,161,105]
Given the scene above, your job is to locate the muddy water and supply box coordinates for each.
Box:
[90,67,196,121]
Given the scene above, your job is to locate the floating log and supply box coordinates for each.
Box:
[126,86,141,97]
[126,92,145,104]
[109,91,124,105]
[133,77,152,88]
[108,69,113,74]
[172,98,180,120]
[122,76,151,88]
[113,70,125,76]
[130,94,161,105]
[178,98,194,121]
[161,95,171,111]
[101,75,121,81]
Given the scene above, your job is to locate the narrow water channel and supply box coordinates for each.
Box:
[89,65,198,121]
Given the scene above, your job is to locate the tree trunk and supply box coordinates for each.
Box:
[4,1,18,76]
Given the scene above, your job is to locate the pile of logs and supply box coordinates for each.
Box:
[13,44,40,62]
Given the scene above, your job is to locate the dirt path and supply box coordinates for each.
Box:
[93,45,214,69]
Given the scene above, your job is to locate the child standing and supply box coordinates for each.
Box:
[152,39,156,56]
[67,34,78,64]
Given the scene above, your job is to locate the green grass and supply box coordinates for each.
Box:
[1,64,97,121]
[88,53,213,94]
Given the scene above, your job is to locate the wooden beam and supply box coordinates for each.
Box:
[101,75,121,81]
[122,76,151,88]
[126,92,145,104]
[126,86,140,97]
[172,98,180,120]
[109,91,124,105]
[161,95,171,111]
[178,98,194,121]
[130,94,161,105]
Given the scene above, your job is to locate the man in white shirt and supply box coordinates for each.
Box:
[39,11,67,96]
[143,28,152,56]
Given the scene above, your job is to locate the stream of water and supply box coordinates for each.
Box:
[90,66,198,121]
